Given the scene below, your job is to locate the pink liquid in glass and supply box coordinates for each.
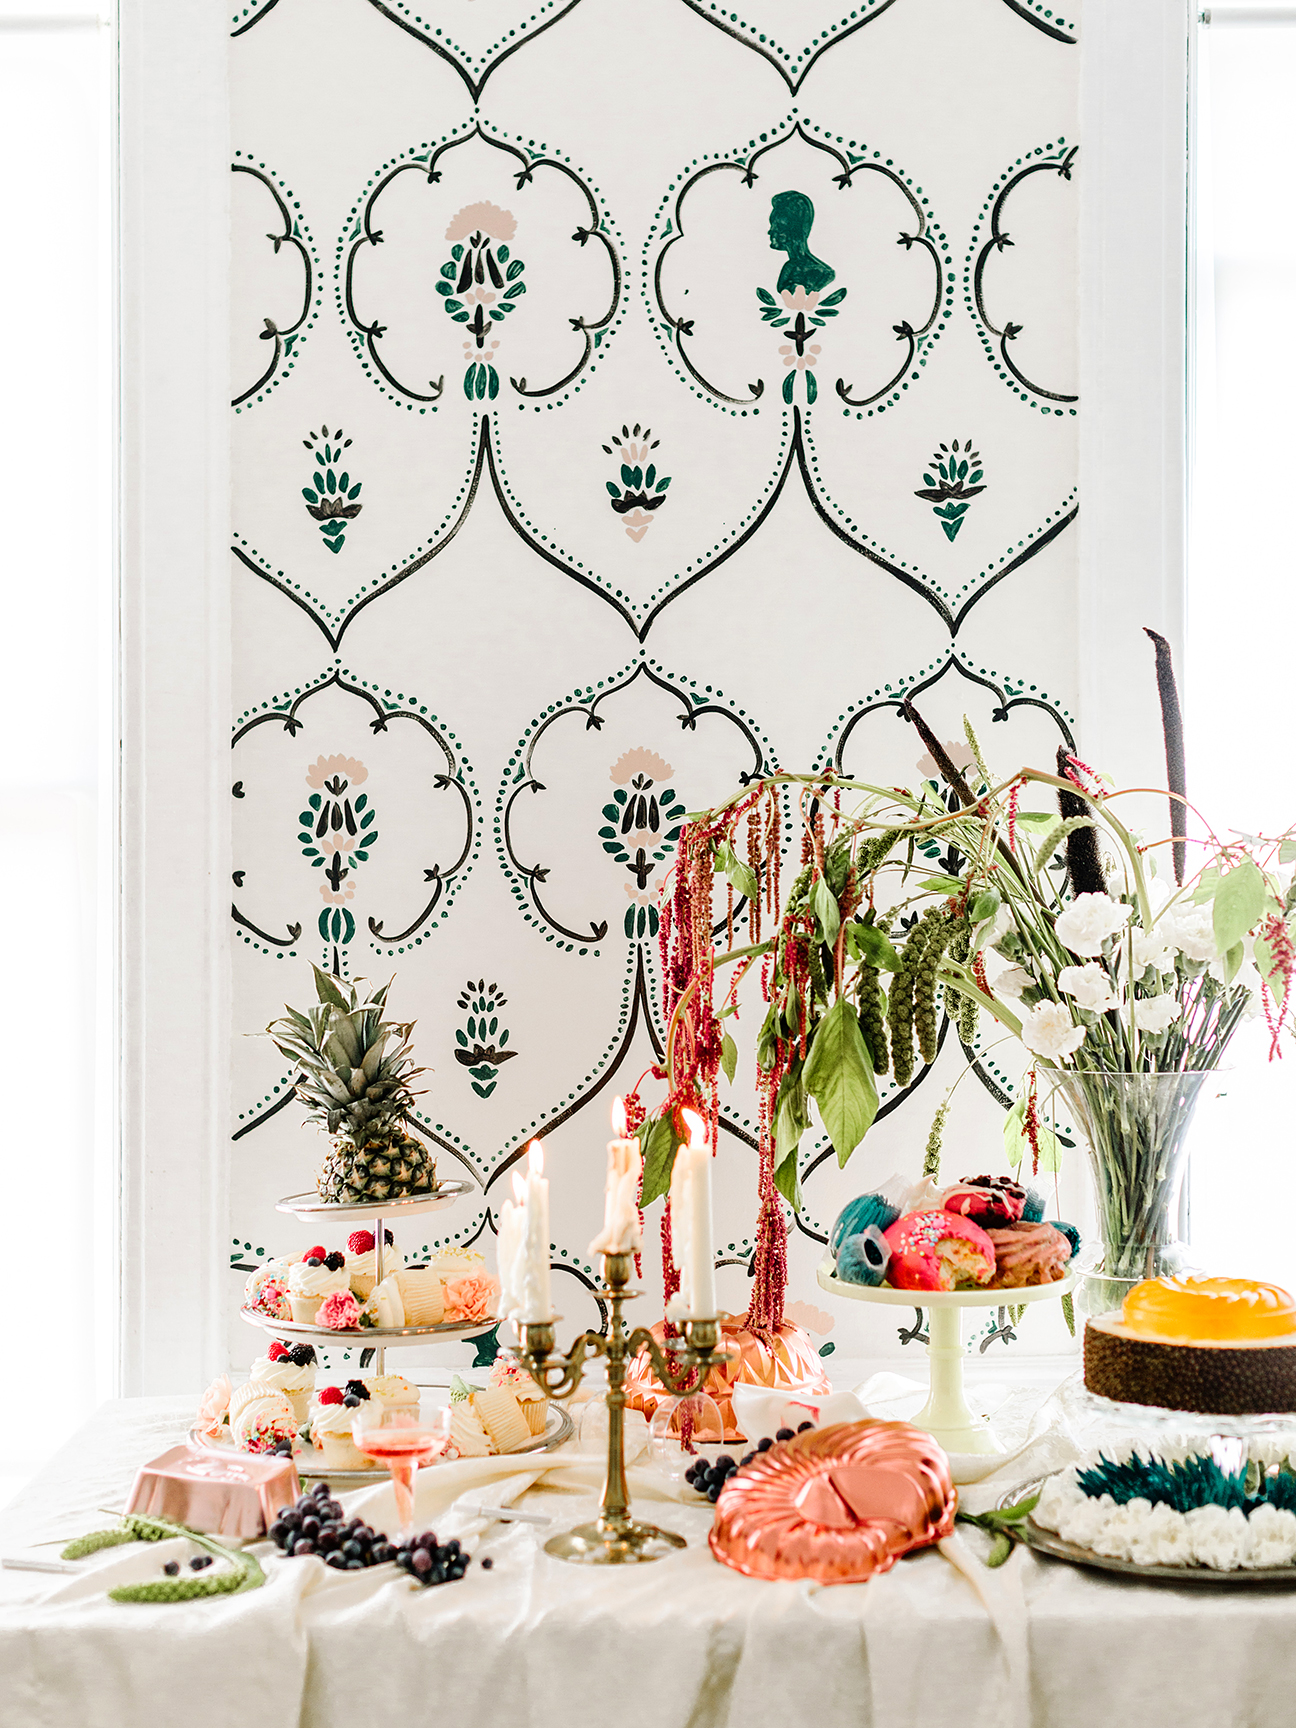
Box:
[351,1425,447,1534]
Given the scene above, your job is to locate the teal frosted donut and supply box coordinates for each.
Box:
[837,1227,891,1287]
[830,1192,902,1257]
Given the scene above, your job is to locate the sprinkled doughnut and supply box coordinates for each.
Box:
[882,1211,995,1292]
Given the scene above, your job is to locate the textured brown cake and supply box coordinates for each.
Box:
[1084,1312,1296,1415]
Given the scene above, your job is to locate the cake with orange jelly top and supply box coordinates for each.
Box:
[1084,1276,1296,1414]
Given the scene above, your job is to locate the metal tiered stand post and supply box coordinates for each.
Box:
[518,1249,730,1564]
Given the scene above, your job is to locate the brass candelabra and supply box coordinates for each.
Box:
[518,1249,730,1564]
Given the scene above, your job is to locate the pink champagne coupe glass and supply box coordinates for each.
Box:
[351,1405,452,1538]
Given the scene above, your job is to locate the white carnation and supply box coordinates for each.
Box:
[1054,892,1132,957]
[1057,962,1120,1012]
[1243,1503,1296,1568]
[991,964,1033,1000]
[1134,993,1179,1033]
[1184,1503,1249,1571]
[1033,1470,1083,1532]
[1019,1001,1087,1061]
[1128,924,1176,975]
[1162,903,1217,962]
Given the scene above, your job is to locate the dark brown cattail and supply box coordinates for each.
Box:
[1056,747,1106,897]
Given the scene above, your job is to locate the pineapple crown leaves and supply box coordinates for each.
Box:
[266,966,427,1140]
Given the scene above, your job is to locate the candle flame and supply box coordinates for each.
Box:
[527,1138,544,1176]
[611,1096,627,1138]
[681,1107,708,1151]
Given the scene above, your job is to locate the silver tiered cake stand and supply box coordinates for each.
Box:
[240,1179,489,1378]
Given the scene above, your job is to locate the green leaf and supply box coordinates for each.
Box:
[497,244,510,264]
[1223,940,1245,985]
[773,1150,803,1211]
[1013,810,1056,831]
[812,875,840,946]
[986,1531,1012,1567]
[656,475,672,492]
[506,258,524,281]
[1003,1097,1061,1173]
[802,996,879,1167]
[721,1032,738,1085]
[969,888,1000,925]
[846,921,903,973]
[639,1115,681,1206]
[1212,859,1267,956]
[923,873,964,895]
[756,286,776,304]
[1282,840,1296,865]
[717,841,760,904]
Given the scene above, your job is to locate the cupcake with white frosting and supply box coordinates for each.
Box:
[231,1389,297,1455]
[365,1272,406,1330]
[489,1353,548,1435]
[250,1341,317,1424]
[288,1247,349,1323]
[309,1382,379,1470]
[243,1255,298,1319]
[346,1229,401,1300]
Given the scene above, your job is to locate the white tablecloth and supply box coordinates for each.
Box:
[4,1387,1296,1728]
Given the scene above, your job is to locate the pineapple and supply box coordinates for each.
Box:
[267,966,437,1204]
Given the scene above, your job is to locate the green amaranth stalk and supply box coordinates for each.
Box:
[62,1514,265,1603]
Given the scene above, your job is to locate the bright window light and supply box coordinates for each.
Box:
[0,7,111,1508]
[1187,4,1296,1286]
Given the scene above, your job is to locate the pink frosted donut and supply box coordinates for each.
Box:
[883,1211,995,1292]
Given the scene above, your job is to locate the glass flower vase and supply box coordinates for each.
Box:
[1054,1069,1213,1318]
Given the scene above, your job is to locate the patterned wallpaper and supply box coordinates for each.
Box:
[227,0,1085,1367]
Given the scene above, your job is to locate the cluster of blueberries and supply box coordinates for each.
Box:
[269,1484,397,1569]
[683,1423,817,1501]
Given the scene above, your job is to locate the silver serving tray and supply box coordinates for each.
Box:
[239,1308,497,1348]
[192,1402,574,1488]
[1006,1474,1296,1586]
[274,1178,476,1223]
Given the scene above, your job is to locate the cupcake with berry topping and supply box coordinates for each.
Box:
[310,1382,379,1470]
[346,1229,401,1300]
[488,1354,547,1435]
[250,1341,317,1424]
[231,1389,298,1455]
[288,1247,349,1323]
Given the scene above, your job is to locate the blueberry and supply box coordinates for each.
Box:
[344,1394,361,1408]
[444,1539,460,1555]
[313,1482,331,1498]
[293,1539,316,1557]
[318,1531,339,1553]
[707,1483,721,1503]
[797,1422,814,1433]
[268,1521,289,1547]
[411,1548,433,1574]
[757,1437,773,1452]
[300,1517,320,1540]
[345,1558,365,1570]
[342,1540,364,1560]
[306,1256,322,1267]
[396,1551,413,1571]
[163,1561,180,1576]
[480,1557,494,1571]
[371,1543,395,1564]
[281,1509,302,1529]
[190,1555,213,1571]
[325,1551,348,1569]
[775,1428,794,1442]
[715,1455,735,1474]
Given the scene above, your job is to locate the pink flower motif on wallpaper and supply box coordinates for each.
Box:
[610,748,673,786]
[306,755,369,791]
[298,754,379,952]
[445,202,517,246]
[602,425,672,541]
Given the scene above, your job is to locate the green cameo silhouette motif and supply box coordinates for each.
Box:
[768,190,835,295]
[757,191,847,403]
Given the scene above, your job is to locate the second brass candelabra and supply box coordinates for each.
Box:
[518,1250,730,1564]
